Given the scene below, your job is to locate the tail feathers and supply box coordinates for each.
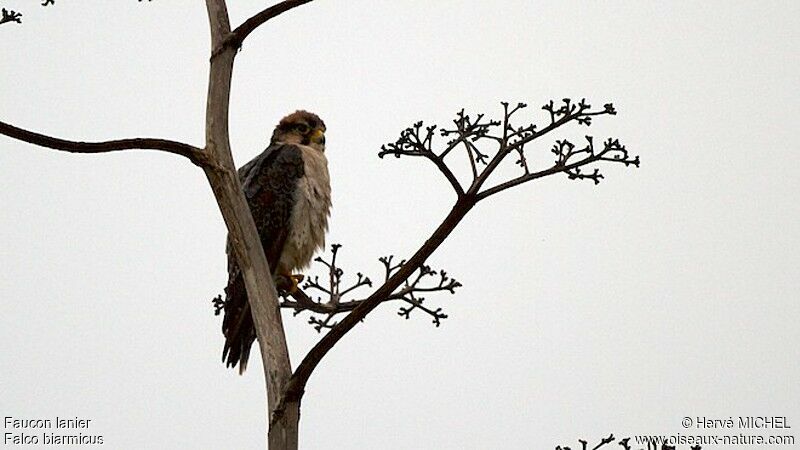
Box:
[221,273,256,374]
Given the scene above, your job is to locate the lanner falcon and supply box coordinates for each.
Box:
[221,110,331,373]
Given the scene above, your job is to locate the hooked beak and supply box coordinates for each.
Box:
[310,129,326,146]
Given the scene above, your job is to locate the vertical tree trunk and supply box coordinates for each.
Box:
[268,400,300,449]
[204,1,296,448]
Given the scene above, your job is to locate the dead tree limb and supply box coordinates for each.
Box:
[210,0,314,60]
[0,121,211,167]
[272,245,459,332]
[280,99,639,419]
[2,1,315,448]
[203,1,313,449]
[2,1,638,447]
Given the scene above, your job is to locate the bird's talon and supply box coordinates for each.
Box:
[277,273,305,294]
[288,274,305,293]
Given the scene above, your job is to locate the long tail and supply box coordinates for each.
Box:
[221,272,256,374]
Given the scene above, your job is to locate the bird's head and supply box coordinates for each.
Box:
[271,110,326,152]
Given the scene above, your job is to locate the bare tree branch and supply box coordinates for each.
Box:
[0,8,22,25]
[482,136,638,199]
[275,245,460,332]
[204,1,296,448]
[212,0,315,59]
[468,99,613,195]
[557,433,697,450]
[377,100,635,204]
[280,100,638,416]
[438,109,500,160]
[379,121,465,196]
[5,2,639,445]
[0,120,212,167]
[397,293,449,326]
[4,1,297,447]
[284,197,474,406]
[3,0,152,25]
[556,434,616,450]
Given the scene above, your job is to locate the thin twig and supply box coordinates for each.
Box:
[0,8,23,25]
[379,122,464,196]
[271,100,637,433]
[280,245,457,333]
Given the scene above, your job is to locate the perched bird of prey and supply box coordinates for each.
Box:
[221,110,331,373]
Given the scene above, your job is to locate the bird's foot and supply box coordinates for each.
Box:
[276,273,305,294]
[288,274,305,293]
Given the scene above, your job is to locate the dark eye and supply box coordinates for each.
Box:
[296,124,310,134]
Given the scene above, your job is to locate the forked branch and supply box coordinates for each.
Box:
[277,245,460,332]
[281,99,638,415]
[378,99,637,200]
[212,0,315,59]
[379,121,464,196]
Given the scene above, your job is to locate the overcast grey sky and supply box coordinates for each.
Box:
[1,1,798,449]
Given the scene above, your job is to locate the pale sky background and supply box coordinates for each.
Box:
[1,1,798,449]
